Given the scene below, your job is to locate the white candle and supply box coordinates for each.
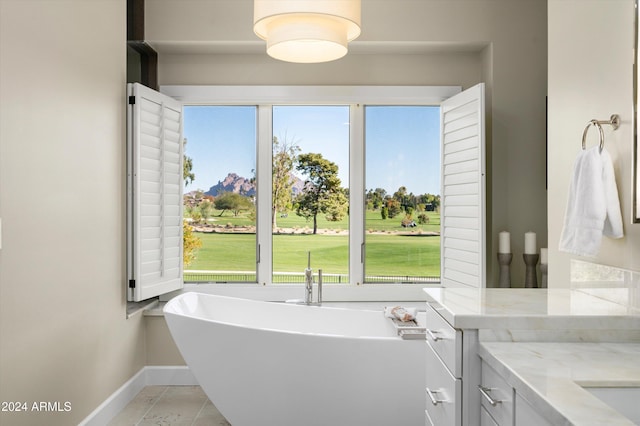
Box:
[498,231,511,253]
[540,248,548,264]
[524,232,537,254]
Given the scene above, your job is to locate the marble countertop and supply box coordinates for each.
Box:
[423,287,640,330]
[479,342,640,425]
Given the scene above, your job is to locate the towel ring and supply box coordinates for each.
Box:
[581,114,620,153]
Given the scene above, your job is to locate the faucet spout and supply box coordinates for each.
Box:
[304,251,313,304]
[317,269,322,305]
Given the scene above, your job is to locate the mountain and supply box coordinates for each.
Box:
[205,173,255,197]
[204,172,306,197]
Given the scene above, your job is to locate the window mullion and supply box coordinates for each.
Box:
[349,104,365,285]
[256,105,273,285]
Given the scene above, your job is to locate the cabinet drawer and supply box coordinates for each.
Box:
[480,406,499,426]
[480,361,514,426]
[425,343,461,426]
[425,306,462,377]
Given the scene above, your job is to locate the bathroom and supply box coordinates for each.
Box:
[0,0,638,425]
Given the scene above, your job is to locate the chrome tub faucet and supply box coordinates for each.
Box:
[304,252,322,305]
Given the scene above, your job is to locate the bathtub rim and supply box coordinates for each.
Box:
[160,282,434,304]
[163,292,423,341]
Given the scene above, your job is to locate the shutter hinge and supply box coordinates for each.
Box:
[128,279,136,288]
[128,96,136,105]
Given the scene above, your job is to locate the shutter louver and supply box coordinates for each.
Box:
[440,83,486,288]
[127,83,184,301]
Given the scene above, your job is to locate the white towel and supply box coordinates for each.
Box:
[559,146,623,257]
[384,306,417,322]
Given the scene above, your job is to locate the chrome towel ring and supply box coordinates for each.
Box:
[581,114,620,153]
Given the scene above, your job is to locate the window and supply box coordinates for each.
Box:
[174,86,464,288]
[182,106,257,283]
[128,84,486,301]
[364,106,441,283]
[272,106,350,284]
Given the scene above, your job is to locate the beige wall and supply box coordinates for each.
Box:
[145,316,186,366]
[548,0,639,286]
[0,1,146,425]
[146,0,548,286]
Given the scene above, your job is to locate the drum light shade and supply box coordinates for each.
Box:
[254,0,361,63]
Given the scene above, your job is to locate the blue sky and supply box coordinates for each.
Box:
[183,105,441,196]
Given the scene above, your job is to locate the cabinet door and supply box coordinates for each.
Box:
[515,394,553,426]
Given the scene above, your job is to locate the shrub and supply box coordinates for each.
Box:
[418,213,430,224]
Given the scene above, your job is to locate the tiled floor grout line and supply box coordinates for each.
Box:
[190,397,211,426]
[134,385,169,426]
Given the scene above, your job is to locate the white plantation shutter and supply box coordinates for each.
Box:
[440,83,486,288]
[127,83,184,301]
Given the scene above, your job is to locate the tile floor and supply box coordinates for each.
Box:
[108,385,231,426]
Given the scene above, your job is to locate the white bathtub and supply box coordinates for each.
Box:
[164,292,426,426]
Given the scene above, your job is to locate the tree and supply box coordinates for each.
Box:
[272,136,300,228]
[214,192,253,217]
[183,138,195,186]
[182,137,200,266]
[366,187,387,210]
[323,188,348,221]
[295,153,345,234]
[183,220,202,266]
[198,199,214,224]
[386,198,401,218]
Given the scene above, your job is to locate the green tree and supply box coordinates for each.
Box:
[272,136,300,228]
[198,199,214,224]
[366,187,387,210]
[323,188,348,221]
[183,138,195,186]
[295,153,345,234]
[214,192,253,217]
[386,197,401,218]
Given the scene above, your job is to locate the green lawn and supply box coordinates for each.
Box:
[187,209,441,280]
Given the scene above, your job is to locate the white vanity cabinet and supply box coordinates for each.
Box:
[424,302,481,426]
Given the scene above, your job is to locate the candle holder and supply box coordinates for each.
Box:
[540,263,548,288]
[523,254,539,288]
[497,253,512,288]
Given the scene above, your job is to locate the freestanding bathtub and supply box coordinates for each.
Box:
[164,292,426,426]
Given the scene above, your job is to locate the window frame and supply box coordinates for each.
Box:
[163,85,461,302]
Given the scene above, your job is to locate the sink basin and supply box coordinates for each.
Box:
[582,386,640,424]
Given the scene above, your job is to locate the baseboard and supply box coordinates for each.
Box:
[78,366,197,426]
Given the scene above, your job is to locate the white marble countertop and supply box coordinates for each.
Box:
[423,287,640,330]
[479,342,640,425]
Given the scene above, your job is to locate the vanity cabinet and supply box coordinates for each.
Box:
[424,302,481,426]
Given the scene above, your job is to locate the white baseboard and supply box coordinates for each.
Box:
[78,366,197,426]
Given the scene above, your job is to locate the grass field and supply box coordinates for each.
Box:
[187,209,441,281]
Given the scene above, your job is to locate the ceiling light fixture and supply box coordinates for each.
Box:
[253,0,361,63]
